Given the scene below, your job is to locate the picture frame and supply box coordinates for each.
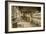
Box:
[5,1,45,33]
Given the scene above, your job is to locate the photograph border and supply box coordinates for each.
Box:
[5,1,45,33]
